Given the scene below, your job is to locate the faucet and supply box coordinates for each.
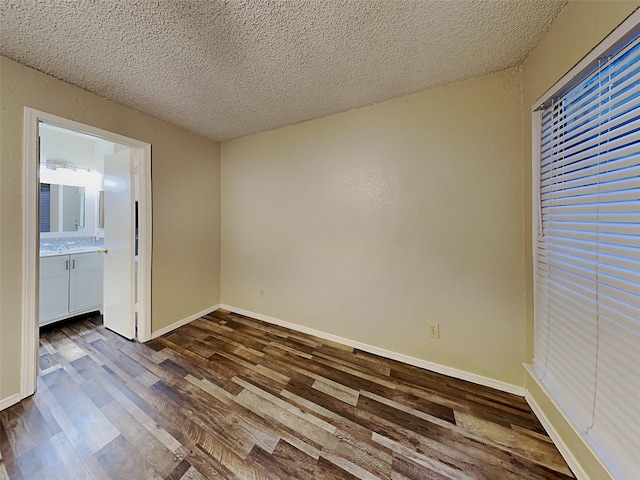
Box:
[56,242,76,251]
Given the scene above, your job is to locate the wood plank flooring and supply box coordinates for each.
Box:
[1,310,575,479]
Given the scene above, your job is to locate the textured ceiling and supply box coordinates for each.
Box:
[1,0,567,141]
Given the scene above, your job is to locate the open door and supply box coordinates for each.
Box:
[101,149,135,339]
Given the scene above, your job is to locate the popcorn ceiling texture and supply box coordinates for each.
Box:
[0,0,567,141]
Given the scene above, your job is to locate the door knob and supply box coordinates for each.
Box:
[98,248,109,254]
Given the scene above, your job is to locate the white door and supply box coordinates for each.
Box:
[102,149,135,339]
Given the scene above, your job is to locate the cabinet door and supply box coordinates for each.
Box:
[69,252,104,313]
[39,255,70,325]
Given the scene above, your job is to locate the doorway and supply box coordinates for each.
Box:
[20,108,152,399]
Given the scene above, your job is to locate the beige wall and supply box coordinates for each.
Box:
[221,67,526,387]
[522,2,639,479]
[0,56,221,401]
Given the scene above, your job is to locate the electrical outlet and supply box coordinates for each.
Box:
[259,287,264,298]
[428,322,440,339]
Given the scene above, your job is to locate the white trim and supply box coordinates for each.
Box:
[531,109,543,239]
[150,304,222,340]
[524,365,614,480]
[220,305,525,396]
[136,145,153,342]
[21,107,153,401]
[525,388,590,480]
[0,394,22,412]
[531,108,543,372]
[21,109,39,399]
[29,110,150,149]
[533,8,640,109]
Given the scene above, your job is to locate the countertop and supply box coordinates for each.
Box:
[39,246,102,258]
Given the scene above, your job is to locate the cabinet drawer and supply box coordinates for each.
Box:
[40,255,70,277]
[71,252,103,271]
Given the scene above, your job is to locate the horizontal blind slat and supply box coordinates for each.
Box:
[544,77,640,149]
[541,164,640,192]
[542,200,640,214]
[542,97,640,161]
[542,229,640,248]
[589,324,640,480]
[543,189,640,207]
[541,149,640,184]
[599,302,640,334]
[541,129,640,172]
[543,220,640,236]
[542,212,640,223]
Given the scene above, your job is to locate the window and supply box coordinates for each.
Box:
[40,183,51,233]
[533,20,640,480]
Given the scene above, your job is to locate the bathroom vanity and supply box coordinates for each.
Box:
[39,248,103,326]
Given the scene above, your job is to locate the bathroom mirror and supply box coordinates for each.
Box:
[40,183,86,232]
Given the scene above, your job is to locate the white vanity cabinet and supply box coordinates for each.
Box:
[69,253,103,313]
[39,252,103,326]
[39,255,71,325]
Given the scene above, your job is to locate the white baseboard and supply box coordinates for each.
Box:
[219,304,525,396]
[524,364,610,480]
[150,304,222,340]
[0,393,22,411]
[524,389,589,480]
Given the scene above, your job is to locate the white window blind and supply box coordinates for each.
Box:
[534,30,640,480]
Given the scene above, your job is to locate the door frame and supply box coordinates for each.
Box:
[21,107,152,399]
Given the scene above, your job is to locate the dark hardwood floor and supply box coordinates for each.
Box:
[1,310,575,479]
